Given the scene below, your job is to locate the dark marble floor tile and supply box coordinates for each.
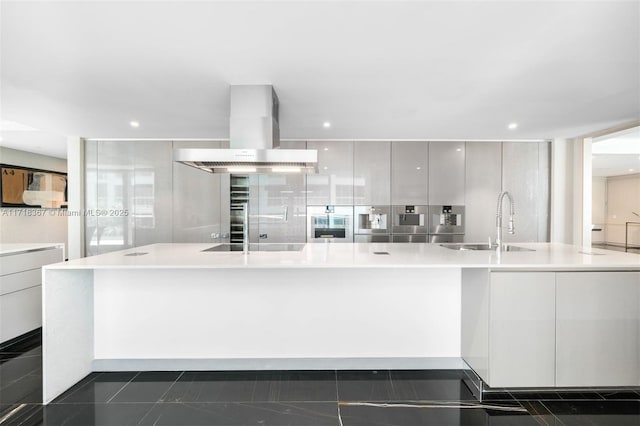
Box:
[139,402,340,426]
[54,372,137,403]
[0,348,42,386]
[0,352,41,364]
[4,403,155,426]
[482,391,516,401]
[597,390,640,400]
[518,401,559,425]
[109,371,181,403]
[509,391,565,400]
[339,402,536,426]
[557,391,604,400]
[0,403,44,426]
[266,371,338,402]
[390,371,477,401]
[337,371,394,402]
[0,373,42,405]
[161,371,272,403]
[542,400,640,426]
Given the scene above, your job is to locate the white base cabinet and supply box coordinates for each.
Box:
[556,272,639,387]
[462,269,640,388]
[490,272,555,387]
[0,246,64,344]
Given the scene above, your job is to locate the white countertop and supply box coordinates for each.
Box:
[0,242,65,257]
[45,242,640,271]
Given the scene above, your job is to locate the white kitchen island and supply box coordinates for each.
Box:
[42,242,640,403]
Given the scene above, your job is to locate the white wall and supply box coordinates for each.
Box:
[606,174,640,246]
[550,138,576,244]
[0,147,68,255]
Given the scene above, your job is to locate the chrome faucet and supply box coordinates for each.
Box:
[495,191,515,248]
[243,202,249,255]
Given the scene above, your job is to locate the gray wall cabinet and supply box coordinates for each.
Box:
[502,142,550,243]
[464,142,502,243]
[428,142,466,206]
[84,140,551,254]
[354,141,391,205]
[306,140,354,205]
[391,141,429,205]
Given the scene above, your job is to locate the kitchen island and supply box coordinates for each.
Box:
[42,242,640,403]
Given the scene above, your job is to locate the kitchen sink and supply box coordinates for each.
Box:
[202,243,306,252]
[440,243,535,252]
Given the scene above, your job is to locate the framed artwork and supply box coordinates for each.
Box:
[0,164,68,208]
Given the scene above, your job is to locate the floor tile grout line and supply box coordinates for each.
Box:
[106,371,141,403]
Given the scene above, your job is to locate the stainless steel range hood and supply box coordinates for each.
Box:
[174,85,317,174]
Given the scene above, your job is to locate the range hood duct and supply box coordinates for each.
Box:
[174,85,317,174]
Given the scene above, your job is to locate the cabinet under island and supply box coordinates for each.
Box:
[42,242,640,403]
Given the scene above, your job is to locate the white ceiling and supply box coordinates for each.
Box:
[1,1,639,159]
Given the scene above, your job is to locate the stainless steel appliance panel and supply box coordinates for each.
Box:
[354,205,390,235]
[307,205,353,243]
[392,205,428,234]
[429,205,465,235]
[392,234,428,243]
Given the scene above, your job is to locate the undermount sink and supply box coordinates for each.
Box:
[440,243,535,252]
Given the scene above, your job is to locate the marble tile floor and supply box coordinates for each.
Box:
[1,332,639,425]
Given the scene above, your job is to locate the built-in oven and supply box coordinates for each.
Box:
[307,205,353,243]
[354,205,390,242]
[429,205,465,243]
[391,205,428,242]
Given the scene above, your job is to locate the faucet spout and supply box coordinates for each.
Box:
[495,191,515,248]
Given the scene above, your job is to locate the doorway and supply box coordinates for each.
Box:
[591,126,640,253]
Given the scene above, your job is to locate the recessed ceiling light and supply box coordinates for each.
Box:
[416,166,421,170]
[129,121,140,128]
[456,148,462,152]
[323,147,329,151]
[323,122,331,128]
[508,123,518,130]
[323,166,328,170]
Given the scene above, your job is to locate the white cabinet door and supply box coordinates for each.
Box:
[391,141,428,205]
[464,142,501,243]
[489,272,556,387]
[556,271,639,387]
[306,141,353,205]
[428,142,465,205]
[354,141,391,205]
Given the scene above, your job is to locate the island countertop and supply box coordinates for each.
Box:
[45,242,640,271]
